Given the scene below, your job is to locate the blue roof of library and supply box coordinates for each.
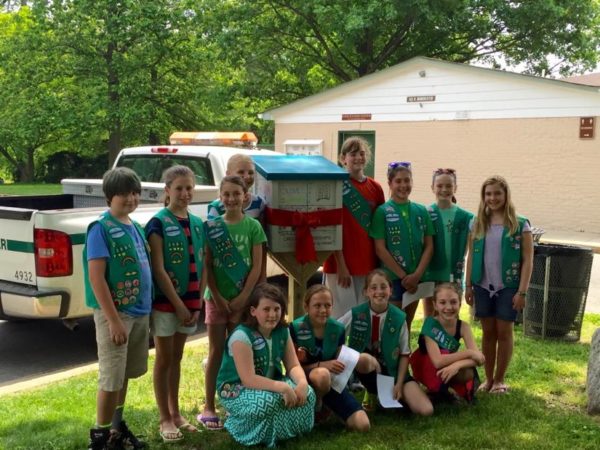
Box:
[251,155,349,180]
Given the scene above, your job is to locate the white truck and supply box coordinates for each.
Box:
[0,136,281,326]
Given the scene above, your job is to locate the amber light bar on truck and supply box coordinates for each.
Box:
[169,131,258,148]
[34,229,73,277]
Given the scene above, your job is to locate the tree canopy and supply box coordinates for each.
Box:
[0,0,598,181]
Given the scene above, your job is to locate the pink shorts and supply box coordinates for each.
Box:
[204,299,229,325]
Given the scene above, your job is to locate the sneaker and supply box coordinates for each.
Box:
[361,391,377,412]
[112,421,146,450]
[349,381,365,392]
[88,428,111,450]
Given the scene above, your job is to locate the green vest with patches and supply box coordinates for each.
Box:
[348,302,406,380]
[471,216,528,288]
[217,325,287,393]
[342,179,373,232]
[383,200,428,273]
[425,204,473,282]
[83,212,149,310]
[291,315,345,361]
[421,316,460,352]
[150,208,204,296]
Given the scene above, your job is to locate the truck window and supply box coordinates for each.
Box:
[116,155,215,185]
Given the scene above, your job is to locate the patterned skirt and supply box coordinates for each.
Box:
[220,378,316,447]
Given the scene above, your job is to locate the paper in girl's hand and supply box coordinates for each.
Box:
[330,345,360,393]
[402,281,435,308]
[376,374,404,408]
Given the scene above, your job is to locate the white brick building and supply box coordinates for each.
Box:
[261,57,600,234]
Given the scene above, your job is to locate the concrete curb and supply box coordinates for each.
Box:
[0,335,209,396]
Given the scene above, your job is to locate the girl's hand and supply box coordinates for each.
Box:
[184,310,200,327]
[280,383,298,408]
[321,360,345,374]
[293,381,309,406]
[512,292,526,311]
[465,286,474,306]
[175,304,192,324]
[469,349,485,365]
[393,381,403,401]
[337,264,352,288]
[437,364,459,383]
[401,273,419,293]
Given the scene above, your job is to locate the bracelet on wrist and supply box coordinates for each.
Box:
[518,291,528,297]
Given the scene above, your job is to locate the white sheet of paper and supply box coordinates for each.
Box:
[376,374,404,408]
[330,345,360,393]
[402,281,435,308]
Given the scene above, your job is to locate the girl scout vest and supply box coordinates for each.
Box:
[217,325,287,393]
[383,200,428,273]
[342,179,374,232]
[425,204,473,282]
[470,216,528,288]
[203,217,249,291]
[83,212,149,310]
[291,315,345,361]
[151,208,204,297]
[348,302,406,380]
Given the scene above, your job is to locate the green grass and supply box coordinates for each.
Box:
[0,183,62,196]
[1,314,600,450]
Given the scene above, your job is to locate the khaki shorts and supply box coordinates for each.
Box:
[94,309,149,392]
[151,309,197,337]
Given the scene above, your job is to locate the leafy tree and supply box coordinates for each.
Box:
[211,0,600,85]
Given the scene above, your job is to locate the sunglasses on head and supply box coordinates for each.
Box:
[388,161,412,171]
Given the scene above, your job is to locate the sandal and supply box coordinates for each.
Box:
[197,414,224,431]
[477,382,492,393]
[159,428,183,443]
[177,422,198,433]
[490,383,509,394]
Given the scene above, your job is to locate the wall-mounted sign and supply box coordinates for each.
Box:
[407,95,436,102]
[341,113,372,121]
[580,117,595,139]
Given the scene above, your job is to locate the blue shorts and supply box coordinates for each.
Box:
[322,387,363,421]
[473,285,518,322]
[391,279,407,302]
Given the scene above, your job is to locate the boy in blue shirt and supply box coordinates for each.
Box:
[84,167,152,450]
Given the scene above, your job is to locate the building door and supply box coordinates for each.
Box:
[338,131,375,178]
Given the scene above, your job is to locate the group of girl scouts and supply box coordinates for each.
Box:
[94,137,533,448]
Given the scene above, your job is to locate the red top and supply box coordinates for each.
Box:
[323,176,385,275]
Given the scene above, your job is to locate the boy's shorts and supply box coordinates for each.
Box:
[151,310,197,337]
[204,298,230,325]
[94,309,149,392]
[473,285,519,322]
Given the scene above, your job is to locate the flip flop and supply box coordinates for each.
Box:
[490,383,509,394]
[159,428,184,443]
[177,422,198,433]
[477,383,492,393]
[197,414,224,431]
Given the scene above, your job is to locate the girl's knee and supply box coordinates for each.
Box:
[404,382,434,417]
[309,368,331,393]
[346,410,370,433]
[356,353,377,373]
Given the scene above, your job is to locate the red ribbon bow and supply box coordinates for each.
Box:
[265,206,343,264]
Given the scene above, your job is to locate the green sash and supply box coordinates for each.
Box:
[151,208,204,296]
[83,212,148,310]
[204,217,249,290]
[217,325,287,392]
[348,302,406,380]
[291,315,344,361]
[342,179,373,232]
[383,200,427,272]
[425,204,473,282]
[421,316,460,352]
[471,216,528,288]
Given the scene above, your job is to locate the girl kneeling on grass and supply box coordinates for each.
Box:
[217,282,315,447]
[339,269,433,415]
[410,283,484,403]
[290,284,370,431]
